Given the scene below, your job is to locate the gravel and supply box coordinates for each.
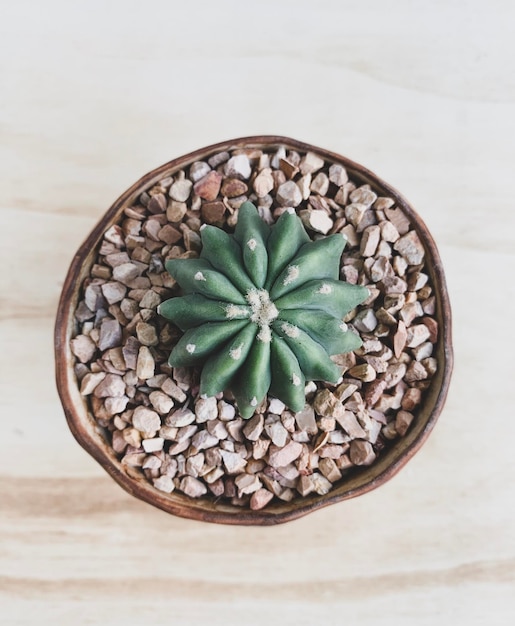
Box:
[71,144,440,509]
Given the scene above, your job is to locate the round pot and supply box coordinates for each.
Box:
[55,136,453,525]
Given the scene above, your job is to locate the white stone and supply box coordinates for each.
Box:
[142,437,164,453]
[132,406,161,434]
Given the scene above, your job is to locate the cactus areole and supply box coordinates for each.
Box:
[158,202,369,418]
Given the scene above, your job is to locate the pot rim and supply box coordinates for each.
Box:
[55,135,453,525]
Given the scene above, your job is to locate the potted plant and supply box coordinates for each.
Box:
[55,136,453,525]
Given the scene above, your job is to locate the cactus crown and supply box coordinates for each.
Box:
[159,202,368,418]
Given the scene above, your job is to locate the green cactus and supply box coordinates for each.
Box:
[159,202,369,418]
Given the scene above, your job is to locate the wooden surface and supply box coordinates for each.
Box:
[1,1,514,624]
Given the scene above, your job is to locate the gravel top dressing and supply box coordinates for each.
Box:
[70,144,438,511]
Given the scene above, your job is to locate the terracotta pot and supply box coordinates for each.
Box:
[55,136,453,525]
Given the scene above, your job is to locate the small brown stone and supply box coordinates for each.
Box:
[201,201,226,224]
[250,488,274,510]
[180,476,207,498]
[166,201,187,223]
[71,334,97,363]
[349,440,376,466]
[235,473,262,496]
[132,406,161,434]
[268,441,303,468]
[299,152,324,175]
[395,410,415,436]
[422,317,439,342]
[276,181,302,207]
[348,364,377,382]
[220,450,247,474]
[221,177,248,198]
[136,345,155,379]
[394,230,425,265]
[360,225,381,257]
[98,318,122,351]
[406,324,431,348]
[319,457,342,482]
[158,224,182,245]
[253,169,274,197]
[334,410,367,438]
[394,320,408,358]
[401,387,422,411]
[169,179,193,202]
[242,413,264,441]
[194,170,223,201]
[384,207,410,235]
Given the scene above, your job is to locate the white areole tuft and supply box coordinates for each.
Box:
[247,238,257,251]
[317,283,332,295]
[194,271,206,281]
[283,264,300,286]
[229,343,244,360]
[186,344,196,354]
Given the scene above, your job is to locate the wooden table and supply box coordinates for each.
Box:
[2,1,514,624]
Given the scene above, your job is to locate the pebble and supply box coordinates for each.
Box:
[191,430,219,451]
[136,346,155,379]
[319,457,342,482]
[195,396,218,422]
[395,410,414,436]
[311,473,332,495]
[268,441,303,468]
[189,161,211,183]
[313,389,342,418]
[142,437,164,453]
[71,334,97,364]
[235,473,262,496]
[299,152,324,175]
[193,170,222,201]
[80,372,106,395]
[157,224,182,245]
[132,406,161,434]
[221,177,248,198]
[265,420,288,447]
[329,163,348,186]
[104,396,129,416]
[253,169,274,197]
[345,203,368,227]
[349,440,376,465]
[300,209,333,234]
[167,201,187,222]
[353,309,378,333]
[294,407,317,434]
[276,180,302,207]
[166,407,196,427]
[250,488,274,510]
[136,322,158,346]
[406,324,431,348]
[242,413,264,441]
[220,450,247,474]
[334,410,367,438]
[93,373,125,398]
[394,230,425,265]
[225,154,251,180]
[153,475,175,493]
[112,263,141,285]
[360,225,381,257]
[201,201,226,224]
[380,220,400,242]
[310,172,329,196]
[149,390,174,414]
[350,186,377,207]
[98,318,122,351]
[385,207,410,235]
[268,398,286,414]
[169,179,193,202]
[101,282,127,305]
[180,476,207,498]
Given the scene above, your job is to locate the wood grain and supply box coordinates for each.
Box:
[1,0,515,624]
